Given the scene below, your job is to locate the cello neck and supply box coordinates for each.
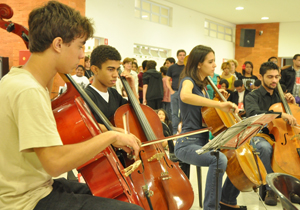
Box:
[206,76,242,122]
[277,82,292,115]
[61,74,114,130]
[118,70,156,141]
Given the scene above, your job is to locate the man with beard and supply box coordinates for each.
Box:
[245,61,297,206]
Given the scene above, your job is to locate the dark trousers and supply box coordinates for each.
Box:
[34,178,143,210]
[147,99,162,110]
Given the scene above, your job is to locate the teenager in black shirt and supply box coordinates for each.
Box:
[245,62,296,206]
[85,45,139,132]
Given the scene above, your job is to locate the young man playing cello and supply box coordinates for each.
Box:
[245,61,297,206]
[85,45,139,131]
[0,2,142,210]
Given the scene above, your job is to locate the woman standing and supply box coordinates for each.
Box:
[228,59,242,79]
[220,61,236,91]
[174,45,246,210]
[240,61,258,90]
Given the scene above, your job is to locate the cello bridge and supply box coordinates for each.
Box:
[147,153,164,162]
[161,172,171,180]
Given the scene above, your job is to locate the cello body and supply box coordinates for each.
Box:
[201,77,267,192]
[114,104,194,210]
[269,102,300,179]
[113,71,194,210]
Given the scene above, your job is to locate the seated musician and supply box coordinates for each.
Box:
[227,80,250,118]
[174,45,246,210]
[84,44,139,132]
[0,2,142,210]
[245,61,297,206]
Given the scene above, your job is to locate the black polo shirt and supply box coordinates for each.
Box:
[245,85,282,118]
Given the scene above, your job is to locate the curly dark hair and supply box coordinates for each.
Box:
[259,62,279,76]
[28,1,94,52]
[219,79,229,89]
[90,45,121,69]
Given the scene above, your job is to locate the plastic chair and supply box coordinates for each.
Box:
[266,173,300,210]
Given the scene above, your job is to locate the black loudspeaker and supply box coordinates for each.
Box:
[240,29,256,47]
[0,57,9,79]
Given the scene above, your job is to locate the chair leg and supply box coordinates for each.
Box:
[196,166,202,208]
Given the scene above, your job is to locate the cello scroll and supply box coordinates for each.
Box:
[0,4,29,48]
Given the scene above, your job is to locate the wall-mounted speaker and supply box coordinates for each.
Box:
[240,29,256,47]
[0,57,9,79]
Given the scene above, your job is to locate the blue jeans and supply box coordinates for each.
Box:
[162,101,172,122]
[171,91,180,133]
[250,136,274,190]
[175,135,227,210]
[221,177,240,205]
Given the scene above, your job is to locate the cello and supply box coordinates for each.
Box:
[201,73,267,192]
[0,4,143,207]
[113,70,195,210]
[268,82,300,179]
[52,74,143,205]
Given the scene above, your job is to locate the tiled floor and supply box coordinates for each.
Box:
[59,166,300,210]
[188,165,300,210]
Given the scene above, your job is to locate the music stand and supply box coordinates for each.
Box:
[195,113,278,210]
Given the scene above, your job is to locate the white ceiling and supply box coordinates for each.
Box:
[164,0,300,24]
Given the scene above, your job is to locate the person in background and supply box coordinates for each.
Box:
[280,54,300,97]
[227,80,250,117]
[228,59,242,80]
[138,66,143,73]
[156,108,173,149]
[132,61,138,74]
[268,56,278,65]
[220,61,235,91]
[84,56,94,82]
[219,78,233,96]
[116,57,138,95]
[253,79,261,90]
[206,72,219,99]
[142,60,163,109]
[240,61,258,90]
[72,65,90,89]
[165,57,175,68]
[132,58,137,64]
[160,66,172,122]
[166,49,186,134]
[138,60,147,103]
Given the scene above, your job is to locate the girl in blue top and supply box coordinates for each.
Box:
[175,45,246,210]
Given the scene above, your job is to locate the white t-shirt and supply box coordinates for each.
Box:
[0,67,63,210]
[71,75,90,89]
[238,90,245,110]
[90,85,109,103]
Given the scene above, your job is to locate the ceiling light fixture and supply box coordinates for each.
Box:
[142,15,148,18]
[261,17,269,20]
[235,7,244,10]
